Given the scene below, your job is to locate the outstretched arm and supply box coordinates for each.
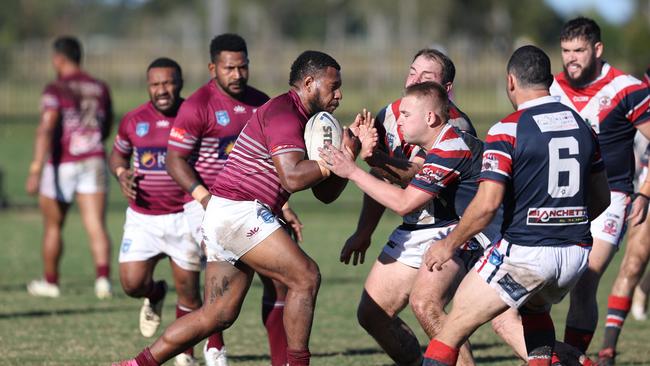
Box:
[424,180,505,271]
[25,109,59,196]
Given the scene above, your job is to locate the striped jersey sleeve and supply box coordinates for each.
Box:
[409,126,471,195]
[113,114,133,156]
[480,114,519,183]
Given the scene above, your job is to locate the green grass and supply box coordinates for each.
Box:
[1,117,650,365]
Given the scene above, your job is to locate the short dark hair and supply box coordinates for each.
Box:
[404,81,450,122]
[209,33,247,63]
[560,17,601,45]
[507,45,553,89]
[413,48,456,84]
[289,50,341,87]
[53,36,82,64]
[147,57,183,79]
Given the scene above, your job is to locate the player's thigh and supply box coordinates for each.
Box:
[76,192,108,232]
[239,227,318,288]
[361,252,418,317]
[38,195,70,227]
[585,238,618,275]
[410,253,466,309]
[624,216,650,264]
[445,270,510,334]
[201,260,254,322]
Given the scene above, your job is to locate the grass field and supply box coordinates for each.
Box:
[1,117,650,365]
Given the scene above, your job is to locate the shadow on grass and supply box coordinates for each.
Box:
[0,304,136,319]
[227,343,516,363]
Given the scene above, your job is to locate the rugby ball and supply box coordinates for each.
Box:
[304,111,343,160]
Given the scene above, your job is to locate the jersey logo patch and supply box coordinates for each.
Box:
[215,110,230,126]
[533,111,578,132]
[598,95,612,111]
[156,120,170,128]
[233,105,246,114]
[136,122,150,137]
[527,206,588,226]
[257,205,275,224]
[498,273,528,301]
[136,147,167,171]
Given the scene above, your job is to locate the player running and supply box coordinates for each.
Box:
[25,36,113,299]
[548,17,650,361]
[322,80,498,366]
[113,50,360,366]
[165,33,299,366]
[111,58,204,366]
[420,45,612,366]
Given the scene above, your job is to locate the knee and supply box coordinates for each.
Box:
[200,304,239,331]
[289,260,321,295]
[621,257,646,281]
[356,295,391,332]
[120,277,148,298]
[409,295,444,321]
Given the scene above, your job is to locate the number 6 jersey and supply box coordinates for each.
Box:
[480,96,605,247]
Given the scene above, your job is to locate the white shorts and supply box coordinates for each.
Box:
[475,238,590,310]
[183,200,206,245]
[119,208,201,272]
[40,156,108,203]
[382,225,484,269]
[201,196,282,264]
[590,191,629,247]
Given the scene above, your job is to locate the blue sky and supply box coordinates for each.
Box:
[545,0,636,24]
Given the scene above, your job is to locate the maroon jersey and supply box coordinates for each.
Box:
[113,101,184,215]
[40,71,113,163]
[210,90,309,215]
[167,80,269,202]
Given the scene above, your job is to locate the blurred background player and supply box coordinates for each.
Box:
[594,65,650,364]
[166,33,300,366]
[549,17,650,360]
[113,49,358,366]
[422,44,610,366]
[110,57,204,366]
[25,36,113,299]
[323,81,499,366]
[629,65,650,322]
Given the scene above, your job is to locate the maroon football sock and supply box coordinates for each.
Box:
[176,304,195,356]
[206,332,225,350]
[262,299,288,366]
[287,348,311,366]
[96,264,110,279]
[44,272,58,285]
[134,347,159,366]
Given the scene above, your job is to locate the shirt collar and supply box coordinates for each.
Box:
[517,95,559,110]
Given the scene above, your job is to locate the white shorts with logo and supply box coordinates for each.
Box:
[382,225,486,269]
[590,191,629,247]
[201,196,282,265]
[119,208,201,272]
[40,156,108,203]
[475,238,590,310]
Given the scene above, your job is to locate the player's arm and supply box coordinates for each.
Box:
[273,151,329,194]
[587,169,610,221]
[368,155,425,187]
[320,145,432,215]
[25,108,59,195]
[424,180,505,271]
[109,147,136,200]
[166,149,211,208]
[340,191,386,265]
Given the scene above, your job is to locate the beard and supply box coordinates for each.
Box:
[564,56,599,89]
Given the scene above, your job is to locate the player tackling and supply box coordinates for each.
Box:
[420,45,611,366]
